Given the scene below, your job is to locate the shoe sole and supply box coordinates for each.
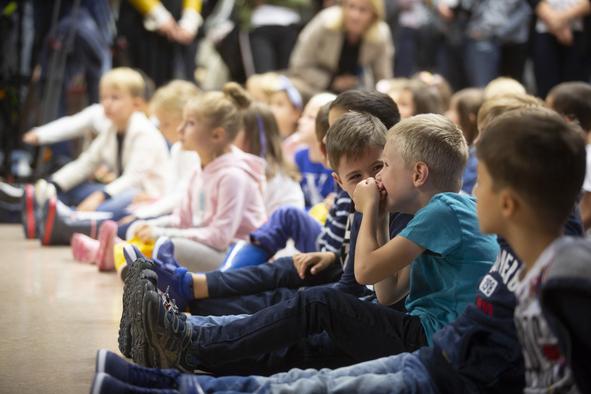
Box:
[71,234,97,264]
[23,185,36,239]
[40,199,57,246]
[118,260,156,358]
[130,271,158,367]
[97,221,117,271]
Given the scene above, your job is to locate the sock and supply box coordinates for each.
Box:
[180,269,194,301]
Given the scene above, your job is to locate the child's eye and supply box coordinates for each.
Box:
[348,174,361,182]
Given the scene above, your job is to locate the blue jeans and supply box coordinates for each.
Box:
[464,38,500,88]
[188,257,342,316]
[181,351,436,394]
[96,188,138,213]
[251,206,322,256]
[185,287,427,375]
[57,181,104,206]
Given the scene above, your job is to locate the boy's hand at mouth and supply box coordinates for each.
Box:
[353,177,381,214]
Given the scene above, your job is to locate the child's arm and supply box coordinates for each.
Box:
[353,178,424,285]
[374,266,410,305]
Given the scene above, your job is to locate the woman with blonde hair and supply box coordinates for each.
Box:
[287,0,393,96]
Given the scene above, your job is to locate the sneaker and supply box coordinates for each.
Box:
[0,182,23,205]
[21,184,36,239]
[219,240,271,271]
[71,233,99,264]
[38,197,58,246]
[130,270,160,367]
[95,349,179,389]
[119,245,157,358]
[141,289,194,370]
[152,238,192,310]
[96,220,118,271]
[90,372,178,394]
[153,237,177,268]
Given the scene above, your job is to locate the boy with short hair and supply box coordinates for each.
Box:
[121,112,497,376]
[24,68,170,245]
[475,108,588,392]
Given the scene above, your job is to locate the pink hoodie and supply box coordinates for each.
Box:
[151,148,267,251]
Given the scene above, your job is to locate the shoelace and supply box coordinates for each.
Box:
[159,290,192,351]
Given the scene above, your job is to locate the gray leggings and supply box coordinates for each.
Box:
[171,238,226,273]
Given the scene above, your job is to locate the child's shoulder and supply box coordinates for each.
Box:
[418,192,476,221]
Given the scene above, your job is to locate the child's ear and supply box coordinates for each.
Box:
[413,162,429,186]
[332,172,343,189]
[133,97,144,109]
[500,189,518,219]
[211,126,226,142]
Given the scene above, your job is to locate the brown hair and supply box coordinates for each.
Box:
[326,111,387,171]
[547,82,591,132]
[477,108,586,227]
[477,94,543,135]
[242,102,299,180]
[451,88,484,146]
[389,114,468,192]
[185,82,252,140]
[403,80,444,116]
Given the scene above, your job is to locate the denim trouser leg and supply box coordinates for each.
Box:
[96,188,139,213]
[182,351,435,394]
[250,207,323,255]
[57,181,104,207]
[189,288,300,316]
[188,314,249,327]
[189,257,342,316]
[187,287,426,374]
[464,38,500,88]
[394,27,418,77]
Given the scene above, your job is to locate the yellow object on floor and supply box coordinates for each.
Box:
[113,237,155,272]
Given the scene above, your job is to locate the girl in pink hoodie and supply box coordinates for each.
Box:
[128,83,268,272]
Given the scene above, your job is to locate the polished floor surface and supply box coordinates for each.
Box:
[0,224,122,394]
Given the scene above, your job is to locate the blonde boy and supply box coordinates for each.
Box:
[353,114,499,343]
[30,68,171,245]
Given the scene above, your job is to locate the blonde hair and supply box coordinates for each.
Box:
[477,94,543,134]
[150,80,200,119]
[185,82,252,140]
[389,114,468,192]
[484,77,526,100]
[100,67,145,98]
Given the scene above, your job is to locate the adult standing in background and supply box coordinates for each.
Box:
[115,0,203,87]
[287,0,393,97]
[529,0,591,98]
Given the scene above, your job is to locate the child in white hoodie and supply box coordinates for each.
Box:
[128,83,268,272]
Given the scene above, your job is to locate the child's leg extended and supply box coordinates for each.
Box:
[171,238,226,272]
[181,351,435,394]
[250,206,323,255]
[152,287,427,375]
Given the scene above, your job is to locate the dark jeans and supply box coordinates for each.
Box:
[249,25,299,73]
[250,206,322,256]
[189,256,343,316]
[500,42,528,83]
[395,26,419,77]
[187,287,427,376]
[464,38,500,87]
[57,181,104,206]
[533,31,591,98]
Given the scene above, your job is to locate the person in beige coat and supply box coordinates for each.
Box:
[287,0,393,97]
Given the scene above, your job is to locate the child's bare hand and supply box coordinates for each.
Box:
[118,215,136,226]
[135,223,155,243]
[76,191,105,212]
[22,130,40,145]
[353,177,380,213]
[292,252,336,279]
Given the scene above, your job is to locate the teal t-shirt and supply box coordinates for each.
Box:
[399,192,499,344]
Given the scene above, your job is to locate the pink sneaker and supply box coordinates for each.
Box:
[71,233,100,264]
[96,221,118,272]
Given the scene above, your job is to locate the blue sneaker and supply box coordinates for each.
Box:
[95,349,180,389]
[152,238,193,310]
[90,372,178,394]
[219,240,270,271]
[119,245,158,358]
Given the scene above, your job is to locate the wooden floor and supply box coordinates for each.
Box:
[0,224,122,394]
